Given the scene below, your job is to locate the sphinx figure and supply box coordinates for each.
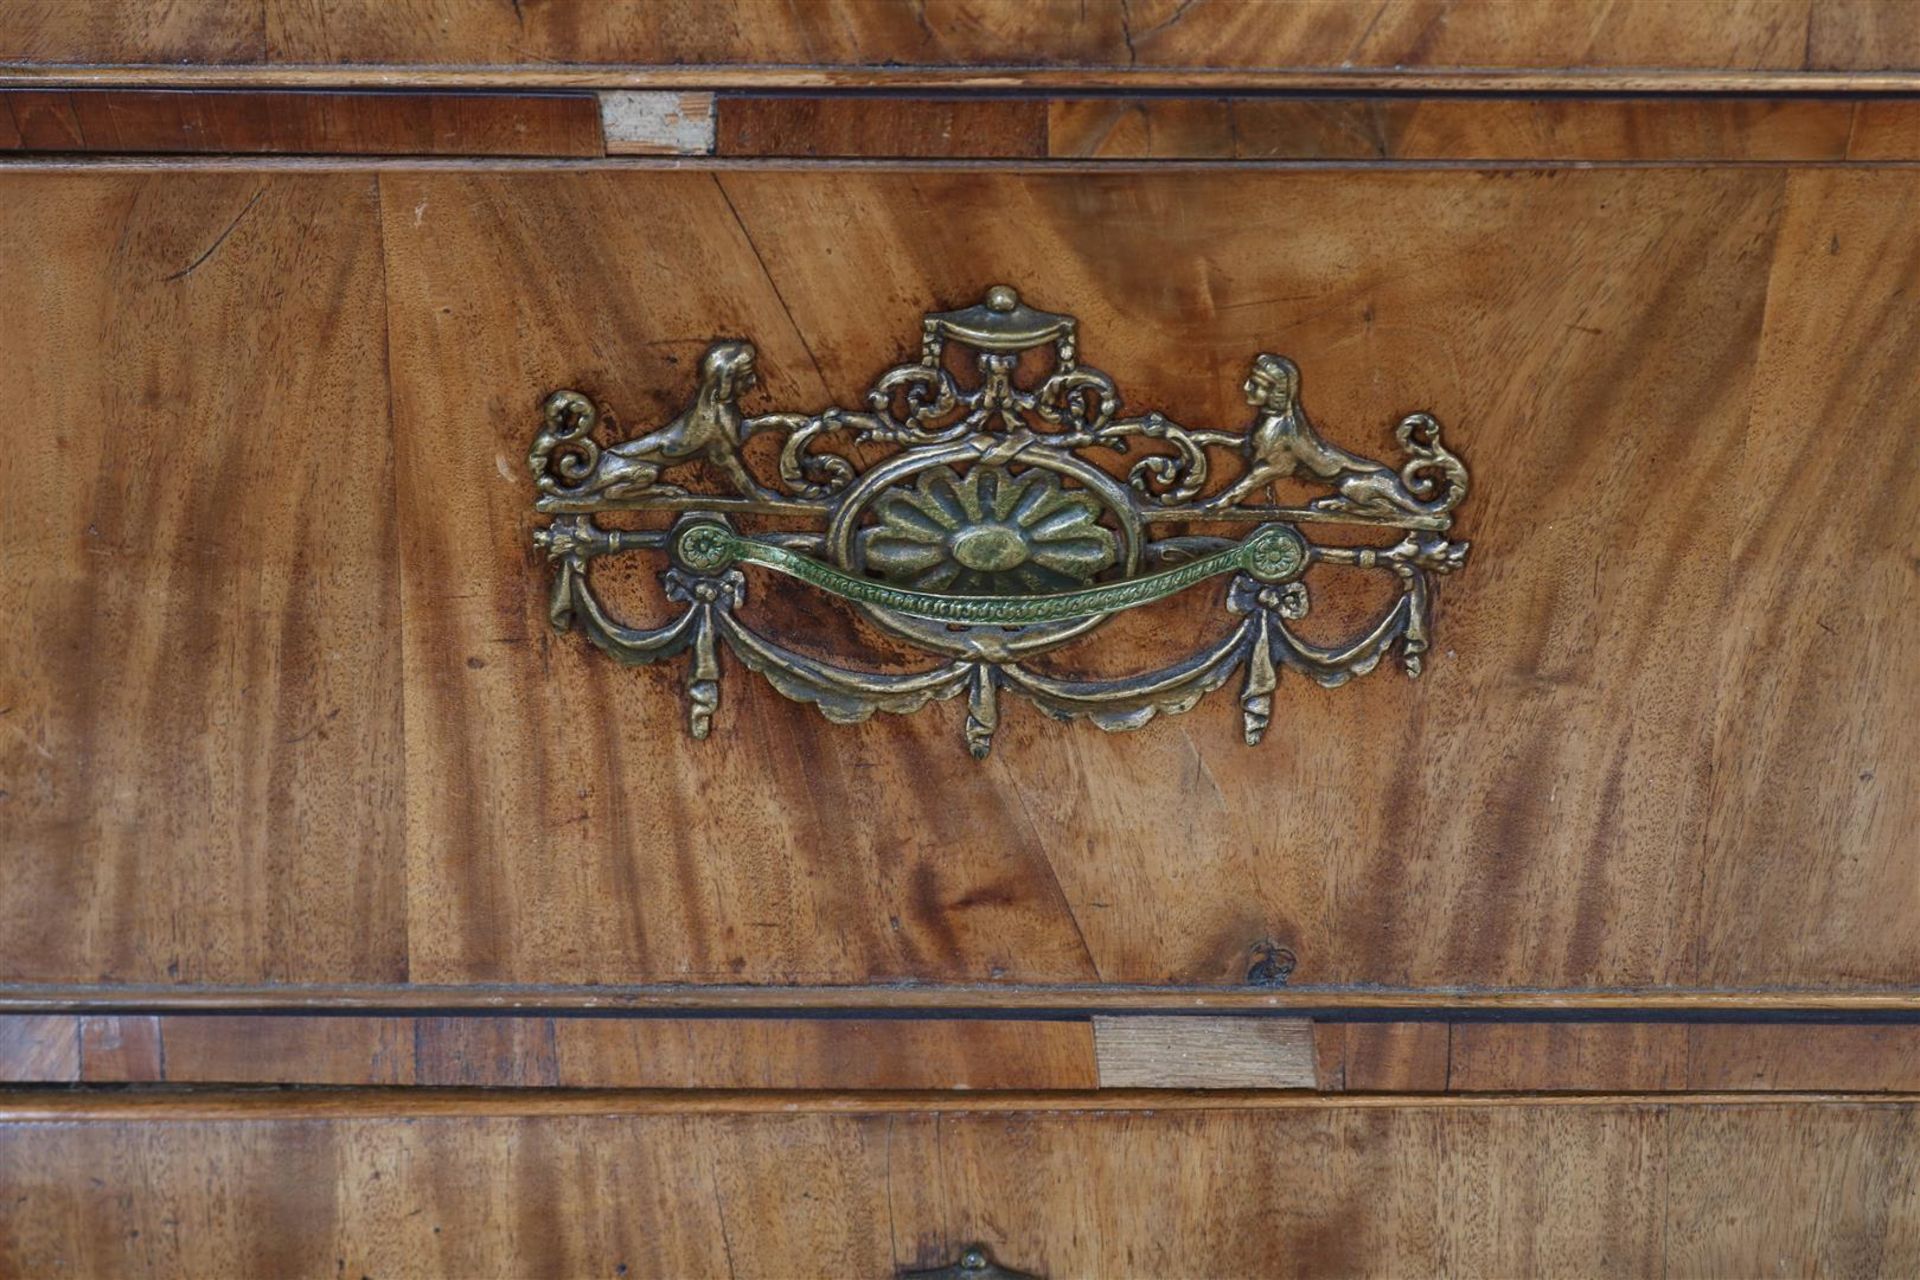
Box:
[558,340,771,502]
[1208,354,1464,518]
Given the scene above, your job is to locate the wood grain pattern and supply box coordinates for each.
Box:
[550,1016,1099,1090]
[3,1013,1098,1090]
[1667,1103,1920,1274]
[1447,1022,1691,1092]
[8,1,1915,75]
[379,169,1114,990]
[0,88,602,155]
[0,0,265,65]
[5,165,1916,998]
[76,1015,162,1082]
[679,166,1778,992]
[1,91,1911,163]
[1697,169,1920,988]
[1315,1021,1452,1091]
[0,173,407,985]
[17,66,1920,95]
[378,165,1831,993]
[716,94,1046,158]
[1847,99,1920,158]
[1048,95,1881,160]
[6,1096,1920,1276]
[1092,1015,1315,1087]
[1684,1025,1920,1091]
[164,1014,418,1085]
[20,1014,1920,1092]
[0,1014,1097,1088]
[10,1088,1915,1119]
[1326,1022,1920,1092]
[22,983,1920,1014]
[0,1015,76,1082]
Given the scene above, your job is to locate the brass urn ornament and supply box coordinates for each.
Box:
[530,287,1471,757]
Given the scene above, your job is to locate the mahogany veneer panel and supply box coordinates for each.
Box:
[712,94,1919,162]
[12,1,1916,74]
[76,1015,163,1082]
[379,167,1917,992]
[1322,1022,1920,1092]
[0,0,266,65]
[0,174,407,985]
[1048,95,1890,160]
[1315,1021,1452,1092]
[1446,1022,1692,1092]
[9,1014,1095,1088]
[549,1016,1099,1090]
[1696,170,1920,987]
[1682,1025,1920,1091]
[3,167,1915,997]
[6,1098,1920,1276]
[715,94,1046,158]
[0,1015,76,1082]
[1848,99,1920,157]
[22,1014,1920,1092]
[0,88,603,156]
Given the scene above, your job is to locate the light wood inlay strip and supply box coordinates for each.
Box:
[1093,1015,1316,1088]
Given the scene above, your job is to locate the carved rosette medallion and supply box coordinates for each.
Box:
[529,287,1472,757]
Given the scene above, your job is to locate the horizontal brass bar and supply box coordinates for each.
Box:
[681,522,1306,624]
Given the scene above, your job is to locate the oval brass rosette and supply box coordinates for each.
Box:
[529,287,1470,758]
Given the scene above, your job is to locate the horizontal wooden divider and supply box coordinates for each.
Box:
[9,1087,1920,1121]
[7,1091,1919,1276]
[12,983,1920,1013]
[10,70,1920,96]
[708,93,1920,161]
[5,88,1920,163]
[0,1014,1100,1091]
[5,0,1917,85]
[0,87,603,155]
[11,1012,1920,1093]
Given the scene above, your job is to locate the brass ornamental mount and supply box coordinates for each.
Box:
[530,286,1472,758]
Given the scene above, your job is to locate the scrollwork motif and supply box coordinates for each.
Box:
[529,287,1473,756]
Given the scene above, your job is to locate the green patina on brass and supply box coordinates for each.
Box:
[529,286,1473,757]
[672,521,1307,625]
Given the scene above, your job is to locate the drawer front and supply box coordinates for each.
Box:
[2,165,1914,996]
[4,1094,1918,1277]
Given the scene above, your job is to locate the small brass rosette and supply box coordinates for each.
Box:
[529,287,1470,757]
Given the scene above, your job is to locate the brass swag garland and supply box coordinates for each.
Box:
[529,287,1471,758]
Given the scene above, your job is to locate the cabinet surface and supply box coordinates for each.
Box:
[4,167,1915,995]
[4,3,1920,1275]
